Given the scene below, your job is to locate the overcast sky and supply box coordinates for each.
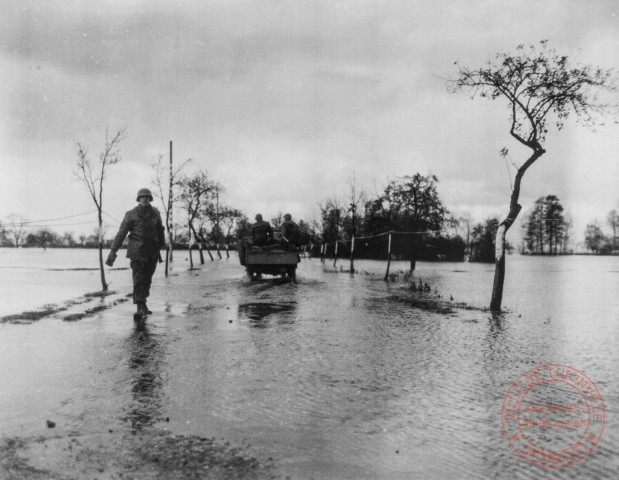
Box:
[1,0,617,246]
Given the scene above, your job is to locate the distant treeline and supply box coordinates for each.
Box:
[305,232,466,263]
[520,195,571,255]
[582,209,619,255]
[0,173,502,263]
[6,177,617,261]
[301,173,491,264]
[518,195,619,256]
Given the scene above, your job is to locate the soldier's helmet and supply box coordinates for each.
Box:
[136,188,153,202]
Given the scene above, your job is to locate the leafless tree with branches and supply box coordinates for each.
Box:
[449,41,616,310]
[151,153,191,275]
[74,126,127,291]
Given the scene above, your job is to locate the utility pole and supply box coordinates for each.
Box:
[168,141,174,265]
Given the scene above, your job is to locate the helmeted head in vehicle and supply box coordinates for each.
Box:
[284,213,292,221]
[255,214,263,222]
[136,188,153,202]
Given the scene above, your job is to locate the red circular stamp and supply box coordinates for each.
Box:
[502,364,605,468]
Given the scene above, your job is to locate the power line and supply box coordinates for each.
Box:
[11,221,101,229]
[102,210,122,226]
[308,227,449,248]
[1,211,97,227]
[0,210,126,230]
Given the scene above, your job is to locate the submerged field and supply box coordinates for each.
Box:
[1,248,618,479]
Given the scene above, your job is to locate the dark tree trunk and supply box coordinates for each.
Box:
[192,225,214,261]
[490,249,505,311]
[349,237,355,274]
[188,221,194,269]
[490,148,544,311]
[98,242,108,291]
[198,243,205,264]
[97,212,108,291]
[409,231,418,272]
[410,251,416,272]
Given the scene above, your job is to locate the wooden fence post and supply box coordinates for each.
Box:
[384,233,392,281]
[333,240,338,267]
[349,236,355,273]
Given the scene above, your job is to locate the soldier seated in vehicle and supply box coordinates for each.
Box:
[251,214,274,246]
[280,213,300,250]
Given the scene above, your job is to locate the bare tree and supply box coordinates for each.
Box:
[196,220,214,262]
[178,170,215,269]
[271,212,284,231]
[74,126,127,291]
[561,213,573,254]
[607,209,619,253]
[461,213,472,256]
[345,172,365,273]
[4,214,27,247]
[449,41,616,310]
[0,220,8,247]
[584,222,606,254]
[218,206,245,258]
[220,208,245,240]
[318,197,343,263]
[151,153,191,275]
[202,182,224,259]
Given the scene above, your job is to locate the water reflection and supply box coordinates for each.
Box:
[237,302,296,327]
[124,325,164,431]
[487,311,505,337]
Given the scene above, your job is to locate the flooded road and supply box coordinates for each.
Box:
[1,250,619,478]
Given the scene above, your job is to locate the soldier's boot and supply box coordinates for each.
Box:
[134,302,148,318]
[143,303,153,314]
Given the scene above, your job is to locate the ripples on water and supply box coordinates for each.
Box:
[1,251,619,479]
[151,255,619,479]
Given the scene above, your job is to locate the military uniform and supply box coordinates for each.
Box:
[109,203,165,309]
[251,220,273,245]
[280,219,299,247]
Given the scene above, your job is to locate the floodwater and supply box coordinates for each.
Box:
[1,248,619,479]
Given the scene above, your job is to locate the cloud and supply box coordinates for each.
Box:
[1,0,618,244]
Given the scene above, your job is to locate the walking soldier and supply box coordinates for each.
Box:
[106,188,166,317]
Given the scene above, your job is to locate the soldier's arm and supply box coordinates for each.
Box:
[110,212,132,253]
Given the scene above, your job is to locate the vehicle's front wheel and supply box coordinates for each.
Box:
[287,266,297,283]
